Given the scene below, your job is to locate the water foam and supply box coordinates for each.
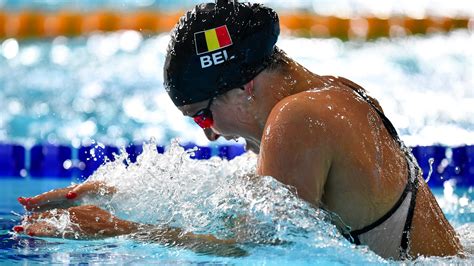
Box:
[67,139,382,261]
[19,140,474,262]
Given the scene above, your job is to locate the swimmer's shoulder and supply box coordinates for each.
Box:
[268,90,332,124]
[263,89,340,148]
[264,78,381,148]
[301,75,386,116]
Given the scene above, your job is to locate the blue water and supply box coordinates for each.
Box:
[0,179,472,265]
[0,142,473,265]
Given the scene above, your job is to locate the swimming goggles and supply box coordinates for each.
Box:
[192,97,215,129]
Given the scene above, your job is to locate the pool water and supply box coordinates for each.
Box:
[1,30,472,146]
[0,143,473,265]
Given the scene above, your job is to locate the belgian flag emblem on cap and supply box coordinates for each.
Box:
[194,25,233,55]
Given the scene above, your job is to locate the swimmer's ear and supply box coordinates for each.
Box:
[242,80,254,97]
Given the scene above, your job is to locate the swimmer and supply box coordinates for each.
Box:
[15,0,463,260]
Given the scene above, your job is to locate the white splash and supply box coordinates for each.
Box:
[59,139,381,260]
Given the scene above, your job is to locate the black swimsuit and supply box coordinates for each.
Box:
[336,77,420,259]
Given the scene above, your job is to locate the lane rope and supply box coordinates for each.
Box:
[0,11,471,39]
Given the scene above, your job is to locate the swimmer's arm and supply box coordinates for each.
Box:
[17,205,245,257]
[130,225,247,257]
[17,181,116,212]
[257,98,332,204]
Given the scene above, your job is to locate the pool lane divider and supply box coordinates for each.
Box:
[0,144,25,177]
[0,10,471,40]
[0,143,245,180]
[411,145,474,187]
[0,143,472,187]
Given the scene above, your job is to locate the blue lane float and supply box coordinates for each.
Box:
[78,145,120,180]
[0,143,472,187]
[125,144,144,164]
[0,144,25,177]
[125,144,165,163]
[411,145,474,187]
[30,144,72,178]
[181,143,212,160]
[411,145,447,187]
[445,146,474,187]
[219,145,246,160]
[79,144,166,179]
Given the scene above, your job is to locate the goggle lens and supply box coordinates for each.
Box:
[191,97,215,129]
[193,109,214,128]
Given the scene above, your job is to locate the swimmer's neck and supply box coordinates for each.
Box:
[257,59,323,98]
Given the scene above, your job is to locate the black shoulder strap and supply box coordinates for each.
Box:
[337,77,402,145]
[336,77,422,257]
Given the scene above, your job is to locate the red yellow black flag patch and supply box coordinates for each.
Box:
[194,25,233,55]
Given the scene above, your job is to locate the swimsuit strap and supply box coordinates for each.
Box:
[337,77,422,178]
[399,159,420,259]
[347,159,415,237]
[336,77,402,144]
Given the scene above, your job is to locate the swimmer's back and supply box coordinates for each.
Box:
[293,78,408,229]
[262,75,462,257]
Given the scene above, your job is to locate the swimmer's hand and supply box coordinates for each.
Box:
[13,205,247,257]
[17,181,116,212]
[14,205,137,239]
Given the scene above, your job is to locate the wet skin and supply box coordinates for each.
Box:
[176,57,463,258]
[16,56,462,259]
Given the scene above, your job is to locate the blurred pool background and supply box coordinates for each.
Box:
[0,0,473,264]
[1,0,473,181]
[0,0,472,147]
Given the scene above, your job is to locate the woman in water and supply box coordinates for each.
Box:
[15,0,463,260]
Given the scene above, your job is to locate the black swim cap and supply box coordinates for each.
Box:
[164,0,280,106]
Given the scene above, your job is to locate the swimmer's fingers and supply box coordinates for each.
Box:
[22,209,68,223]
[24,221,61,237]
[24,219,80,238]
[14,205,138,240]
[18,181,116,212]
[23,221,80,239]
[12,222,58,237]
[23,211,53,223]
[13,209,72,237]
[19,187,77,211]
[70,181,117,200]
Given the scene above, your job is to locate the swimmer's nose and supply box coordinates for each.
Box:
[203,128,220,141]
